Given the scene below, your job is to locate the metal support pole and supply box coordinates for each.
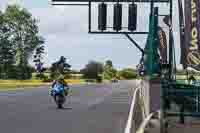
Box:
[88,1,91,33]
[161,1,171,132]
[169,0,173,80]
[89,31,148,34]
[124,34,144,54]
[161,79,168,133]
[52,3,89,6]
[150,0,154,16]
[180,101,185,124]
[198,87,200,112]
[196,88,199,112]
[178,0,187,71]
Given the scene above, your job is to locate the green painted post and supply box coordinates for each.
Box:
[144,7,160,78]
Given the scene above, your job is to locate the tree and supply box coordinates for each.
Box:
[105,60,113,67]
[0,10,16,79]
[118,68,137,79]
[50,56,71,79]
[0,38,16,79]
[103,60,117,80]
[3,5,45,79]
[81,61,103,80]
[33,45,46,79]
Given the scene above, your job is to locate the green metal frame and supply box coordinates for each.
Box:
[161,80,200,124]
[159,1,200,131]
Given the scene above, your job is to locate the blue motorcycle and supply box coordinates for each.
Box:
[50,83,66,109]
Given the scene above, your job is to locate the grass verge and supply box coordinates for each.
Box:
[0,79,86,91]
[0,80,50,91]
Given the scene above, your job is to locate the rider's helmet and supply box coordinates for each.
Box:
[57,75,65,84]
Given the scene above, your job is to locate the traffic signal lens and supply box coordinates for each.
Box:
[98,3,107,31]
[128,4,137,31]
[113,4,122,31]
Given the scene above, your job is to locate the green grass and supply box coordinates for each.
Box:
[65,79,85,84]
[0,79,87,91]
[32,73,50,79]
[0,80,50,91]
[0,85,46,91]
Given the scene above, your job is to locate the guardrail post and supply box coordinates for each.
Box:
[161,80,167,133]
[132,119,136,133]
[180,101,185,124]
[198,87,200,112]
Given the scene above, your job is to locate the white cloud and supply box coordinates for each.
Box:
[30,6,88,35]
[0,0,25,11]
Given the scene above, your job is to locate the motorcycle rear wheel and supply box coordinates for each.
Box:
[54,95,65,109]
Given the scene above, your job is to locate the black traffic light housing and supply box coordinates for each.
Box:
[98,3,107,31]
[128,3,137,31]
[113,3,122,31]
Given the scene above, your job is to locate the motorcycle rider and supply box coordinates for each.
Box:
[51,75,69,97]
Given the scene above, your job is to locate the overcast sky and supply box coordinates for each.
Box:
[0,0,181,70]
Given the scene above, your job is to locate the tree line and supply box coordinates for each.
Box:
[80,60,138,82]
[37,58,138,82]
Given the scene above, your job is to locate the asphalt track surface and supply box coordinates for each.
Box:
[0,80,137,133]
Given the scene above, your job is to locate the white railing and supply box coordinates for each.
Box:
[136,111,159,133]
[124,80,149,133]
[136,113,155,133]
[135,79,161,133]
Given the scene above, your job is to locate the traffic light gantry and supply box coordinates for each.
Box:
[98,2,137,32]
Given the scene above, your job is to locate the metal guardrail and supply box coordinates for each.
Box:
[124,79,164,133]
[124,80,149,133]
[127,80,200,133]
[136,111,160,133]
[124,86,140,133]
[136,112,155,133]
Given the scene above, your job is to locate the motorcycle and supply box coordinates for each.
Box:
[50,84,67,109]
